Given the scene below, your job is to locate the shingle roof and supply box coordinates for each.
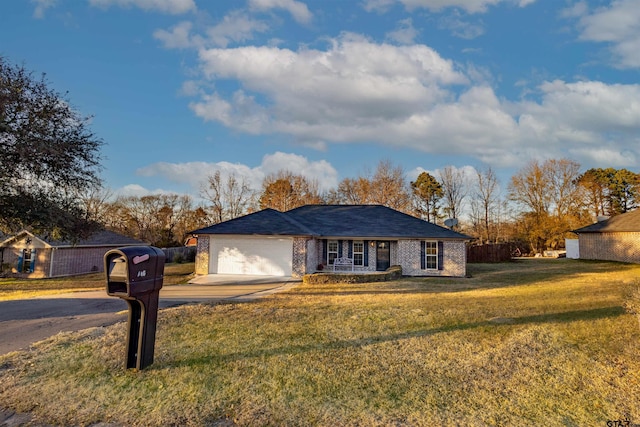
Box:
[573,209,640,233]
[193,205,470,240]
[193,208,315,236]
[0,229,144,248]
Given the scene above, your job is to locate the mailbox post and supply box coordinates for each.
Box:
[104,246,165,371]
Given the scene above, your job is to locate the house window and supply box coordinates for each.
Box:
[424,241,438,270]
[327,240,338,265]
[353,241,364,266]
[20,249,35,273]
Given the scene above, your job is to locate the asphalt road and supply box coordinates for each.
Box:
[0,276,297,355]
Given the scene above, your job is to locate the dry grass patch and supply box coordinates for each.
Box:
[1,259,640,426]
[0,262,194,300]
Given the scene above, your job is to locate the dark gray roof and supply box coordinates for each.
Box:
[193,205,470,240]
[573,209,640,233]
[193,208,315,236]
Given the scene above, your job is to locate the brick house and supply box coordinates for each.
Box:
[191,205,471,278]
[0,229,143,278]
[573,209,640,264]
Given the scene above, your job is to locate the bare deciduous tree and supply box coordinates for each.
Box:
[330,160,411,212]
[105,194,206,247]
[469,167,500,243]
[78,185,114,225]
[438,166,468,226]
[201,171,254,223]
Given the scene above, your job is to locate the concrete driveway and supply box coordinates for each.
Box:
[0,275,299,355]
[162,274,297,302]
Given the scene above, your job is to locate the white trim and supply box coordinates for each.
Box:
[352,240,364,266]
[327,240,339,265]
[424,240,438,270]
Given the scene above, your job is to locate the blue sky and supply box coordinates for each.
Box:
[2,0,639,200]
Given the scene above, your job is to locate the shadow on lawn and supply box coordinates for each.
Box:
[165,306,625,368]
[291,259,640,297]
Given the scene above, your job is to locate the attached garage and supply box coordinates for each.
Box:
[209,235,293,276]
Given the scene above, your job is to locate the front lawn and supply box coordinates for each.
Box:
[0,262,194,300]
[1,259,639,426]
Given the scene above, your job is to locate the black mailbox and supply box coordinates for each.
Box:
[104,246,165,371]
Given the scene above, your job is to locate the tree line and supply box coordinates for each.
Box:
[193,158,639,254]
[2,57,639,253]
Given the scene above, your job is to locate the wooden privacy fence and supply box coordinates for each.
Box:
[467,243,513,263]
[162,246,196,263]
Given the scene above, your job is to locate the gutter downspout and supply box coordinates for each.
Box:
[49,247,56,278]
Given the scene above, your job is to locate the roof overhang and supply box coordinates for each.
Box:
[0,230,52,248]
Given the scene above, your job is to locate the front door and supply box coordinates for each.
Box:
[376,241,390,271]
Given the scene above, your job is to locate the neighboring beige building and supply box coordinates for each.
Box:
[573,209,640,264]
[0,230,143,278]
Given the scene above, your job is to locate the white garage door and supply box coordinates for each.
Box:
[209,236,293,276]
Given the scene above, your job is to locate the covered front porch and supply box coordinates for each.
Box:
[313,239,396,273]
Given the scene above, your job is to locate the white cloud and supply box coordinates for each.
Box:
[507,79,640,167]
[573,0,640,68]
[184,33,639,172]
[154,11,269,50]
[248,0,312,24]
[569,147,637,168]
[89,0,196,14]
[365,0,536,14]
[153,21,199,49]
[206,10,270,47]
[260,152,338,188]
[115,184,176,197]
[192,34,467,135]
[386,18,419,45]
[521,80,640,136]
[179,80,201,97]
[136,152,339,192]
[560,1,587,19]
[438,12,485,39]
[363,0,396,13]
[32,0,56,18]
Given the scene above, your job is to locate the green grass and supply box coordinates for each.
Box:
[0,262,195,300]
[1,259,640,426]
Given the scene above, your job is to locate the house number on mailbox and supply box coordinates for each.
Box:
[137,270,147,278]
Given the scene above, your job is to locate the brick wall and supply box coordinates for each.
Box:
[307,238,466,277]
[292,237,308,278]
[397,240,467,277]
[579,232,640,264]
[305,238,318,274]
[194,235,210,275]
